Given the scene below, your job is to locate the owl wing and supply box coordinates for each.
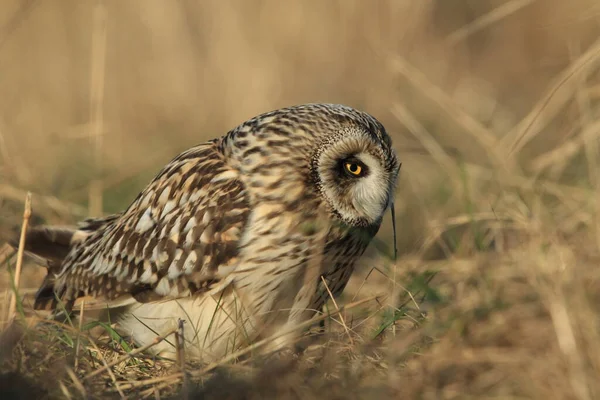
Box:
[39,140,251,310]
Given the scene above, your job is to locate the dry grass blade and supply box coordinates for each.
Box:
[428,212,515,229]
[194,295,381,378]
[0,121,13,173]
[446,0,536,45]
[391,102,460,182]
[65,366,87,399]
[0,183,87,219]
[571,41,600,252]
[0,243,15,266]
[58,380,74,400]
[7,192,31,325]
[88,0,107,217]
[64,151,170,201]
[0,319,25,363]
[0,0,39,50]
[115,372,183,392]
[87,335,128,399]
[503,36,600,159]
[528,121,600,174]
[121,296,382,395]
[389,56,505,170]
[142,377,200,399]
[175,319,188,400]
[83,327,178,380]
[74,299,85,370]
[548,298,592,400]
[464,162,592,204]
[320,276,354,345]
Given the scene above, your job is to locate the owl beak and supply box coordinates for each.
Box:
[390,162,401,261]
[390,201,398,261]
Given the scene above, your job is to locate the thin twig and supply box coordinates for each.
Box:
[7,192,31,325]
[74,299,86,370]
[176,319,188,400]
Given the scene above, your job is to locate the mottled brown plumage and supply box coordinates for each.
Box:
[21,103,400,361]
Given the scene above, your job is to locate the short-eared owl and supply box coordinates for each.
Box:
[19,103,400,361]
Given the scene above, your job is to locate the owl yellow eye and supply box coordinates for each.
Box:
[344,162,362,176]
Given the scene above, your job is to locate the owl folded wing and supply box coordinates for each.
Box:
[28,141,251,311]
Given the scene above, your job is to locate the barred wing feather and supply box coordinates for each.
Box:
[39,141,251,309]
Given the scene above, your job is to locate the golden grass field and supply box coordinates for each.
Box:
[2,0,600,398]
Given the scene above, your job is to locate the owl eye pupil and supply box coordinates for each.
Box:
[343,161,363,177]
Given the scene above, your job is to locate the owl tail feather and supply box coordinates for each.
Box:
[8,213,121,311]
[17,226,79,268]
[8,225,80,311]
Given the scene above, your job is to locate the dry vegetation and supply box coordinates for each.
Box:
[1,0,600,398]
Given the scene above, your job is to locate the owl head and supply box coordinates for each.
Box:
[308,104,401,228]
[226,103,401,230]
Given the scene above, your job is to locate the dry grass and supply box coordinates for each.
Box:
[1,0,600,398]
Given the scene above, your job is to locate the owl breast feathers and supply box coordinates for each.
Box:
[19,103,401,361]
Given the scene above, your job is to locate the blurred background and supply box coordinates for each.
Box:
[1,0,600,253]
[2,1,600,397]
